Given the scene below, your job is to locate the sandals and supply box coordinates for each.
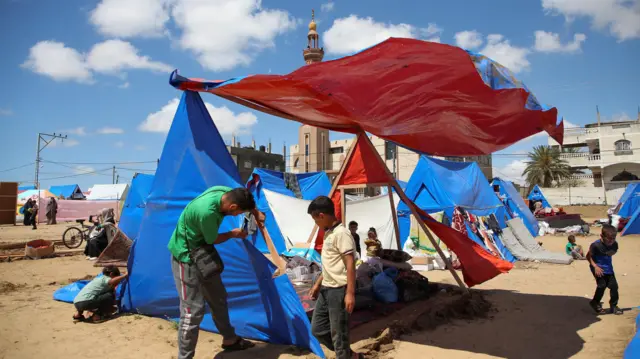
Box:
[72,314,85,322]
[221,338,255,352]
[611,306,624,315]
[590,302,606,314]
[87,314,107,324]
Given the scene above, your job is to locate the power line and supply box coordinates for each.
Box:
[0,163,34,173]
[40,159,158,165]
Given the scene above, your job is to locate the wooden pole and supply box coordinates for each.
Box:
[387,185,402,250]
[340,189,346,224]
[257,221,287,274]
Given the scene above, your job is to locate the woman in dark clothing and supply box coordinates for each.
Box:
[84,208,116,259]
[22,199,33,226]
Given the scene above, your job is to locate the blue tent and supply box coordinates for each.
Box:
[120,91,322,357]
[398,156,515,262]
[527,185,551,208]
[380,180,408,195]
[616,183,640,218]
[492,178,539,237]
[18,185,35,191]
[247,168,330,254]
[118,173,155,241]
[49,184,85,199]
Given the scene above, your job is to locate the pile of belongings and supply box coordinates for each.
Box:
[538,221,590,236]
[501,218,573,264]
[283,255,321,283]
[451,207,509,260]
[534,206,566,218]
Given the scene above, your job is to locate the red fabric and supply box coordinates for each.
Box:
[418,208,513,287]
[175,38,562,156]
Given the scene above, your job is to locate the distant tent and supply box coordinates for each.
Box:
[527,185,551,208]
[49,184,85,200]
[246,168,330,254]
[616,183,640,218]
[17,189,55,204]
[492,178,539,237]
[120,91,323,357]
[18,185,36,192]
[86,184,129,201]
[117,173,155,241]
[398,156,515,262]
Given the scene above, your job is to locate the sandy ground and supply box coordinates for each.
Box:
[0,212,638,359]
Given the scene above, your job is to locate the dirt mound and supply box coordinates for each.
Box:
[0,281,26,294]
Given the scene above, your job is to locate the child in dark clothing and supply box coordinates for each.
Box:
[586,224,622,315]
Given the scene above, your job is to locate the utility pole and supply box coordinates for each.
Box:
[34,132,67,189]
[112,166,116,184]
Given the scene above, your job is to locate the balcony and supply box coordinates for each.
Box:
[558,127,600,145]
[559,152,601,167]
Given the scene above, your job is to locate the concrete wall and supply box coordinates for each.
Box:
[538,186,626,206]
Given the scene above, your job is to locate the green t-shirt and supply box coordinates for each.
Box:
[565,242,576,255]
[74,276,111,303]
[167,186,231,263]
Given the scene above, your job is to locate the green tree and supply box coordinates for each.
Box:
[523,145,571,187]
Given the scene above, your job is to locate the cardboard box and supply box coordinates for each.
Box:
[410,256,433,265]
[25,239,55,259]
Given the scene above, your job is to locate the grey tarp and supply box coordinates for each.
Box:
[507,218,573,265]
[500,227,535,261]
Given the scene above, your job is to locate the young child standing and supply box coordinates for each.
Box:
[307,196,361,359]
[586,224,622,315]
[565,235,585,259]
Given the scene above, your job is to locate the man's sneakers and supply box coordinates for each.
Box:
[611,306,623,315]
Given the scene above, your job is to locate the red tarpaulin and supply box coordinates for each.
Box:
[171,37,563,156]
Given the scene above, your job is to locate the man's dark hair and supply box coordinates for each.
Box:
[349,221,358,227]
[225,188,256,211]
[102,265,120,277]
[307,196,335,216]
[601,224,617,239]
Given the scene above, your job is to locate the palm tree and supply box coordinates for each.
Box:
[523,145,571,187]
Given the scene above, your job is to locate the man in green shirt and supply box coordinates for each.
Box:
[168,186,264,358]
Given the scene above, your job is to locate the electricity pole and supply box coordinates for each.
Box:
[112,166,116,184]
[34,132,67,189]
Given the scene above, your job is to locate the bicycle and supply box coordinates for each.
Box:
[62,217,96,249]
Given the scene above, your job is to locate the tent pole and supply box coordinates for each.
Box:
[387,185,402,250]
[340,190,346,224]
[257,222,287,275]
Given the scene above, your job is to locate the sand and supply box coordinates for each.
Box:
[0,219,638,359]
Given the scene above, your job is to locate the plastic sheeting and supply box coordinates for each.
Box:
[118,173,154,241]
[528,185,551,208]
[86,184,129,201]
[263,189,315,250]
[120,91,322,357]
[49,184,85,199]
[507,218,573,265]
[53,273,123,303]
[624,311,640,358]
[345,194,401,252]
[170,38,562,157]
[617,183,640,218]
[247,168,330,254]
[38,199,119,223]
[621,207,640,236]
[492,178,539,237]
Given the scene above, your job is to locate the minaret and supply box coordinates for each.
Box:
[303,10,324,64]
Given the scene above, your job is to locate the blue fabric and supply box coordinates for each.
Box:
[49,184,84,199]
[19,185,35,191]
[622,207,640,236]
[120,91,323,357]
[118,173,155,241]
[492,178,539,237]
[372,272,398,303]
[53,273,123,303]
[527,185,551,208]
[618,184,640,218]
[247,168,330,254]
[624,311,640,359]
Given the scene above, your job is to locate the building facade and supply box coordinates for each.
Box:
[227,139,285,183]
[548,115,640,190]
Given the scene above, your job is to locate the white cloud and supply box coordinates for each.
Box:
[86,40,173,74]
[97,127,124,134]
[605,112,634,122]
[74,165,95,175]
[494,160,527,185]
[139,98,258,135]
[324,15,440,54]
[63,127,87,136]
[0,108,13,116]
[119,82,130,89]
[172,0,297,71]
[454,30,483,49]
[22,41,93,83]
[534,31,587,53]
[542,0,640,41]
[481,34,531,73]
[134,145,146,151]
[90,0,171,38]
[321,1,335,12]
[114,141,125,148]
[22,40,171,83]
[62,139,80,147]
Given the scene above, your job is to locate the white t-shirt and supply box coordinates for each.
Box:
[321,223,355,288]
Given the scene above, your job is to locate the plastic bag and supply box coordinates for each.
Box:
[372,272,398,303]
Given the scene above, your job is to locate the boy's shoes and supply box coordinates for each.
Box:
[611,306,623,315]
[589,301,606,314]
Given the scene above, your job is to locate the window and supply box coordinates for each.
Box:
[330,147,344,154]
[305,144,309,156]
[274,166,280,171]
[385,142,397,160]
[244,160,252,169]
[294,158,299,168]
[615,139,631,151]
[305,162,309,172]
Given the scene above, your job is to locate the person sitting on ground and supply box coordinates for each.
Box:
[364,228,382,258]
[348,221,361,258]
[586,224,622,315]
[73,266,127,323]
[84,208,116,260]
[565,235,585,260]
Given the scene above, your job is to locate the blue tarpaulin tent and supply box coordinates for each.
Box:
[398,156,515,262]
[527,185,551,208]
[49,184,85,199]
[246,168,330,254]
[492,178,539,237]
[118,173,155,241]
[18,185,35,191]
[120,91,323,357]
[616,183,640,218]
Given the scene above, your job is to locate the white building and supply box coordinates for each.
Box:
[549,116,640,190]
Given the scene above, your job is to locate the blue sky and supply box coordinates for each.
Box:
[1,0,638,189]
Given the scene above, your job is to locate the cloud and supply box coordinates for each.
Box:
[493,160,527,185]
[97,127,124,134]
[63,127,87,136]
[0,108,13,116]
[114,141,124,148]
[605,112,634,122]
[321,1,335,12]
[454,30,483,49]
[22,41,93,83]
[534,31,587,53]
[323,15,442,54]
[542,0,640,41]
[22,40,172,83]
[90,0,172,38]
[62,139,80,147]
[481,34,531,73]
[119,82,130,89]
[134,145,146,151]
[172,0,297,71]
[139,98,258,135]
[74,165,96,175]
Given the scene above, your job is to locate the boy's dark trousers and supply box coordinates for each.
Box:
[311,286,352,359]
[590,267,619,308]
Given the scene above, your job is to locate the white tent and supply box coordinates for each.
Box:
[86,184,129,201]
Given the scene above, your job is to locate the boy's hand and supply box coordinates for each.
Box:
[253,210,266,224]
[308,285,320,301]
[594,266,604,277]
[230,228,248,239]
[344,292,355,314]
